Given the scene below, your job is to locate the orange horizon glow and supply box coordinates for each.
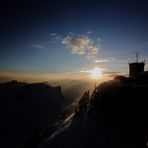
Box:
[0,69,113,83]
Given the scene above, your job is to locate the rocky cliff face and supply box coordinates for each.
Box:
[41,75,148,148]
[89,77,148,145]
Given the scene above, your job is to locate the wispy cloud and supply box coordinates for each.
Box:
[86,30,94,34]
[80,70,90,73]
[62,33,100,56]
[80,67,106,73]
[102,70,128,78]
[32,44,44,49]
[95,57,128,63]
[50,33,57,36]
[94,59,109,63]
[50,33,62,43]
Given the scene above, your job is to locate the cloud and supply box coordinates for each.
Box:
[50,33,62,43]
[94,59,109,63]
[80,67,106,73]
[50,33,57,36]
[32,44,44,49]
[86,30,94,34]
[109,57,127,63]
[80,70,90,73]
[97,38,101,41]
[62,33,100,56]
[102,71,127,78]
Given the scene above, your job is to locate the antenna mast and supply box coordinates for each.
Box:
[136,52,139,63]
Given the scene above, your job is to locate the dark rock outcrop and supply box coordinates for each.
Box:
[0,81,67,148]
[89,75,148,147]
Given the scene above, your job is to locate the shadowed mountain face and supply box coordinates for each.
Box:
[41,74,148,148]
[1,74,148,148]
[90,78,148,145]
[0,81,67,148]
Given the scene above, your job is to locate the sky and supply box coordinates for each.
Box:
[0,0,148,81]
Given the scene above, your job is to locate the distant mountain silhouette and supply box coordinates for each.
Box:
[0,81,67,148]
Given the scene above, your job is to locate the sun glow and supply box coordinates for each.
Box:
[90,67,103,79]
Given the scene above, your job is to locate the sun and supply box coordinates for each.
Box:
[90,67,103,79]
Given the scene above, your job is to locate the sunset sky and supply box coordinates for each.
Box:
[1,0,148,81]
